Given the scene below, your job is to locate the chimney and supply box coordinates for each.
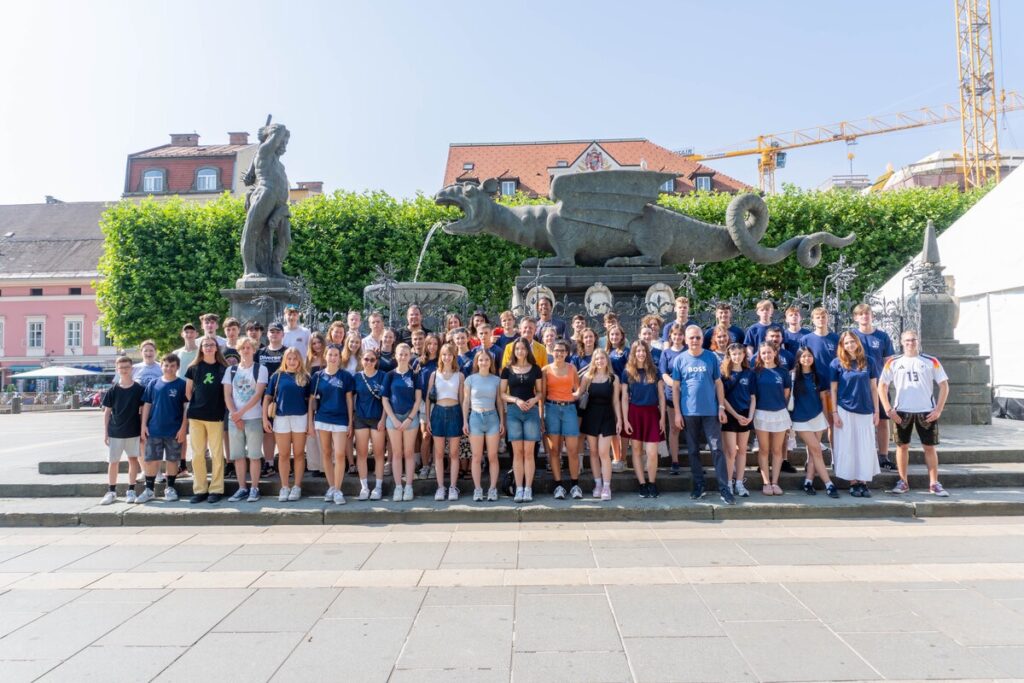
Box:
[169,133,199,147]
[45,195,62,204]
[228,131,250,145]
[296,181,324,194]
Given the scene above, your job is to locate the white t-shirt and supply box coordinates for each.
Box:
[222,363,269,421]
[361,334,383,353]
[880,353,948,413]
[283,326,311,357]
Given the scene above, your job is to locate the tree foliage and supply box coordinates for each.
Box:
[96,184,988,350]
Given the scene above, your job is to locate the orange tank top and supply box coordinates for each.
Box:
[544,364,577,402]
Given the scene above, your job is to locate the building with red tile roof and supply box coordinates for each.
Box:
[442,138,748,198]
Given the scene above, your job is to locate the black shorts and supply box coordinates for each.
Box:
[353,415,381,430]
[876,398,889,421]
[721,412,752,433]
[894,412,939,446]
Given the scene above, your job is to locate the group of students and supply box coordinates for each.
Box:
[100,296,951,506]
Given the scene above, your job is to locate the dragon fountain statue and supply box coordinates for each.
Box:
[435,170,854,268]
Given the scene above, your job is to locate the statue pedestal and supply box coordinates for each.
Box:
[221,277,294,330]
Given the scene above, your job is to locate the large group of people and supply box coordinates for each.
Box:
[99,296,952,507]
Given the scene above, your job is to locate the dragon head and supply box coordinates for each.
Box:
[434,178,498,235]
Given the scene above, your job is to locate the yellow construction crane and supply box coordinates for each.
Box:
[955,0,1001,188]
[678,91,1022,193]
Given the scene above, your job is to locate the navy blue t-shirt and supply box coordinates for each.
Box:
[830,358,879,415]
[266,372,311,417]
[608,348,628,376]
[703,325,745,350]
[354,370,385,421]
[571,353,593,375]
[649,346,662,369]
[744,322,774,351]
[457,349,477,377]
[311,368,355,426]
[143,377,188,438]
[754,366,791,412]
[783,327,811,356]
[377,351,397,373]
[791,371,825,423]
[658,346,686,401]
[777,348,795,372]
[621,369,660,406]
[722,368,755,414]
[852,328,895,375]
[802,332,839,385]
[383,368,421,415]
[661,318,698,342]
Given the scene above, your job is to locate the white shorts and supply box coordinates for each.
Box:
[108,437,141,462]
[753,408,792,433]
[273,414,308,434]
[314,421,349,433]
[792,412,828,433]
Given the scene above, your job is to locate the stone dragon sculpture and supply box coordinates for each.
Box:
[435,170,854,268]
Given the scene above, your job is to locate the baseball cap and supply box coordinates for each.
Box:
[268,321,284,332]
[181,323,196,332]
[284,304,299,312]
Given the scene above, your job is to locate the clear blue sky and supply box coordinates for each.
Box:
[1,0,1021,204]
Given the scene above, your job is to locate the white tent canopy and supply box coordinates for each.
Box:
[10,366,101,379]
[877,164,1024,395]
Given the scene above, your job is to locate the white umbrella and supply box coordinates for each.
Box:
[10,366,101,379]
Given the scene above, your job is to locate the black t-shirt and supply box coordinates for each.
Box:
[102,382,145,438]
[397,326,432,347]
[501,365,543,402]
[257,345,288,375]
[185,361,227,421]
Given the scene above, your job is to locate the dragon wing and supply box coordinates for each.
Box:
[550,170,677,232]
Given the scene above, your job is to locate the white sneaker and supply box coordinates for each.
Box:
[358,486,370,501]
[487,487,498,501]
[288,487,302,501]
[333,490,345,505]
[473,487,484,501]
[370,486,382,501]
[323,487,336,502]
[163,486,178,502]
[513,488,524,503]
[570,485,583,499]
[523,487,533,502]
[403,484,414,501]
[434,487,446,501]
[592,483,602,498]
[100,491,117,505]
[601,484,612,501]
[248,488,261,502]
[735,480,750,497]
[448,486,459,501]
[279,487,290,502]
[418,466,430,478]
[393,486,404,502]
[125,489,137,504]
[611,460,625,473]
[553,485,567,500]
[135,488,155,504]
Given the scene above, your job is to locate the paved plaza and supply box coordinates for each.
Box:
[0,518,1022,682]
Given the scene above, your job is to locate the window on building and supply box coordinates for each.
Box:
[500,180,517,196]
[98,325,113,348]
[195,167,218,191]
[30,288,43,296]
[694,175,712,192]
[27,319,44,350]
[462,162,474,170]
[65,319,83,350]
[660,178,675,193]
[142,169,165,193]
[68,287,82,295]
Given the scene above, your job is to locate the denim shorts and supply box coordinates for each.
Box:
[429,404,463,438]
[506,403,541,442]
[469,409,500,436]
[144,436,182,462]
[386,411,421,431]
[544,401,580,437]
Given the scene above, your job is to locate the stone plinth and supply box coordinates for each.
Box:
[516,265,679,308]
[221,277,293,329]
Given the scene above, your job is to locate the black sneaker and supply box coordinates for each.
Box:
[690,483,705,500]
[802,481,817,496]
[189,493,208,504]
[850,484,863,497]
[638,483,650,498]
[825,483,839,499]
[720,488,736,505]
[780,460,797,474]
[207,493,222,504]
[861,484,872,498]
[878,455,896,471]
[670,463,681,475]
[649,483,659,498]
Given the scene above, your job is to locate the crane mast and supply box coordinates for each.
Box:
[955,0,1001,188]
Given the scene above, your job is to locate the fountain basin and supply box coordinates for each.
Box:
[363,281,468,308]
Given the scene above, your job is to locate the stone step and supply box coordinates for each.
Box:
[37,446,1024,476]
[8,463,1024,499]
[1,488,1022,527]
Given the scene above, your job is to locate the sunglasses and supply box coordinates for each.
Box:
[362,356,377,362]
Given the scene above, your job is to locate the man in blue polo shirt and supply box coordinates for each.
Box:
[671,325,734,504]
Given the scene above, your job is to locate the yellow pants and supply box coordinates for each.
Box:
[190,419,225,494]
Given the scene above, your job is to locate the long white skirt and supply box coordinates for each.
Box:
[833,408,879,481]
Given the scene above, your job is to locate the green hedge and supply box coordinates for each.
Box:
[96,184,988,352]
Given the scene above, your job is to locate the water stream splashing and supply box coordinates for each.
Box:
[413,221,447,283]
